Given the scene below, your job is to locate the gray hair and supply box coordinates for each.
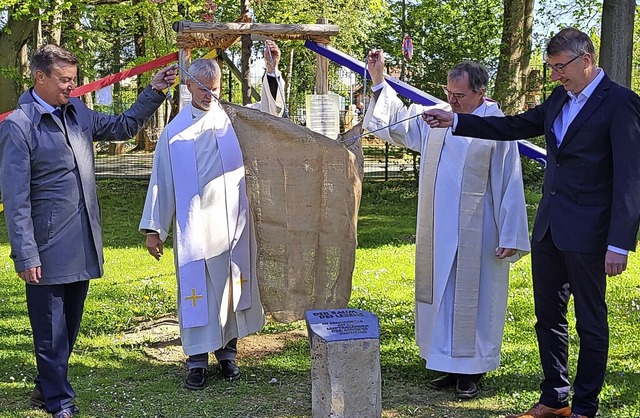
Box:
[188,58,221,81]
[448,61,488,93]
[30,44,79,80]
[546,27,596,62]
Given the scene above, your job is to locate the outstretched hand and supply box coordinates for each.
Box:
[422,108,455,128]
[150,65,178,92]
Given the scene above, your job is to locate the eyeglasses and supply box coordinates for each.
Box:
[442,86,466,102]
[545,54,582,74]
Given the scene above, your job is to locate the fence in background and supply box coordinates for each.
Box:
[94,65,419,181]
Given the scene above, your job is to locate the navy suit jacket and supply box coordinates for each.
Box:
[455,74,640,254]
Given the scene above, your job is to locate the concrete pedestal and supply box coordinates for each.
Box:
[306,309,381,418]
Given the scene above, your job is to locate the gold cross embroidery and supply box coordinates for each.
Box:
[235,274,249,286]
[185,288,204,307]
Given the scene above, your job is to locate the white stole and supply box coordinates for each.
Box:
[168,104,252,329]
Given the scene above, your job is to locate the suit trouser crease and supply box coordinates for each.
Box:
[532,230,608,417]
[26,280,89,413]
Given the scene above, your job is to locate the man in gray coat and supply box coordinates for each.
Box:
[0,44,176,418]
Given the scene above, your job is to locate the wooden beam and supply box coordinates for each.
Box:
[178,49,191,112]
[175,21,339,37]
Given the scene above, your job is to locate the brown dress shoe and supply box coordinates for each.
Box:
[506,402,571,418]
[30,387,46,409]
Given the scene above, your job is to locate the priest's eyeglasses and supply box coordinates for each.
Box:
[545,54,582,74]
[442,86,466,102]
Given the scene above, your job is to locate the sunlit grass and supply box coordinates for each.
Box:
[1,180,639,417]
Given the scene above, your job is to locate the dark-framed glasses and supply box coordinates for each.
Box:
[545,54,582,74]
[442,86,466,102]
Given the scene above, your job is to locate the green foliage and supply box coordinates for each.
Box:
[370,0,503,94]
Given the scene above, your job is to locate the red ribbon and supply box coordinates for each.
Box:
[0,52,178,123]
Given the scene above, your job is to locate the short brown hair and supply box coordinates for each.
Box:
[30,44,79,80]
[546,27,597,63]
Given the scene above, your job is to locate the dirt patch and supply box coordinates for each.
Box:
[117,315,308,364]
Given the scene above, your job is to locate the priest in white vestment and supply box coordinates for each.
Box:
[364,51,530,399]
[139,46,286,390]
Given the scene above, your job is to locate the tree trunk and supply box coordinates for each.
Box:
[240,0,252,105]
[599,0,635,87]
[50,4,63,45]
[132,0,157,151]
[493,0,534,113]
[0,12,34,113]
[74,19,93,109]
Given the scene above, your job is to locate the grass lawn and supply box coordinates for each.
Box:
[1,179,640,417]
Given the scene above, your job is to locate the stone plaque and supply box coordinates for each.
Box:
[305,308,379,342]
[306,309,382,418]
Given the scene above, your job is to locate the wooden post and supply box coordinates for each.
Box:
[315,18,329,95]
[178,48,191,112]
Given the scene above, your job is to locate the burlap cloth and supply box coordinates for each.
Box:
[223,103,363,323]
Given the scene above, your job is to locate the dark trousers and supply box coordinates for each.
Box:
[531,230,608,418]
[186,338,238,369]
[26,280,89,413]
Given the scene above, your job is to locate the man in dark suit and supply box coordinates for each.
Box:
[423,27,640,418]
[0,44,176,418]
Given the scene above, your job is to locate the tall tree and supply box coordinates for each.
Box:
[240,0,252,105]
[493,0,535,113]
[599,0,635,87]
[0,9,36,113]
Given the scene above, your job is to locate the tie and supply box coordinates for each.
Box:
[52,108,62,119]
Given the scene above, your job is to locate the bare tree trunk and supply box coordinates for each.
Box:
[19,43,30,91]
[599,0,635,87]
[240,0,252,105]
[132,0,157,151]
[35,16,43,47]
[493,0,534,113]
[72,17,93,109]
[0,12,34,113]
[50,3,63,45]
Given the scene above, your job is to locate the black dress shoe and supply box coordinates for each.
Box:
[184,367,208,390]
[455,378,480,399]
[219,360,240,381]
[426,373,457,390]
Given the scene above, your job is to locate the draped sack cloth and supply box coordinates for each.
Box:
[224,103,363,322]
[141,102,362,357]
[167,104,252,328]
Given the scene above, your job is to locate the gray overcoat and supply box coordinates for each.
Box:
[0,86,164,284]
